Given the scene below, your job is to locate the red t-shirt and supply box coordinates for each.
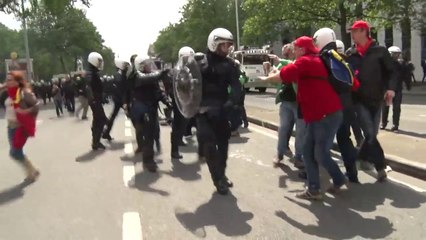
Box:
[279,54,342,123]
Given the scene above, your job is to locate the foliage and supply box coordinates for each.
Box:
[153,0,246,63]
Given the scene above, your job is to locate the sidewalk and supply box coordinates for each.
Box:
[403,83,426,96]
[245,105,426,180]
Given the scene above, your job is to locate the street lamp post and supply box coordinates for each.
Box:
[235,0,240,50]
[21,0,32,81]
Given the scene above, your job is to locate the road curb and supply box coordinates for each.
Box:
[247,115,426,181]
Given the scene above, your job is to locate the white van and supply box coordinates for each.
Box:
[233,49,275,92]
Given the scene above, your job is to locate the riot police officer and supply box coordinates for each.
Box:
[130,56,171,172]
[86,52,108,150]
[196,28,242,195]
[170,46,195,159]
[102,58,131,141]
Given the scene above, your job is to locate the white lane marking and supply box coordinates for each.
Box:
[125,120,132,128]
[251,124,426,192]
[123,162,136,187]
[249,125,278,140]
[125,128,132,137]
[122,212,143,240]
[124,143,134,155]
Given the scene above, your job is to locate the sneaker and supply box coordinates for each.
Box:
[273,155,283,167]
[390,126,399,133]
[377,169,387,182]
[296,190,322,201]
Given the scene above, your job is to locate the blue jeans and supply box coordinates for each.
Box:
[303,111,345,192]
[278,101,304,161]
[355,103,386,171]
[7,127,26,161]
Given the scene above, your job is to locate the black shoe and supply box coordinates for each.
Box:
[215,178,229,195]
[243,121,249,128]
[102,133,113,141]
[391,126,399,132]
[380,124,387,130]
[143,162,158,172]
[92,142,106,150]
[223,176,233,188]
[171,152,183,159]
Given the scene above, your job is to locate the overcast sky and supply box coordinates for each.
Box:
[0,0,187,60]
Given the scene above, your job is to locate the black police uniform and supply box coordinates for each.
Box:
[103,69,128,140]
[86,64,108,150]
[130,70,170,171]
[162,71,188,159]
[196,50,241,194]
[381,58,412,130]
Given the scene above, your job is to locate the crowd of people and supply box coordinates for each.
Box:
[0,20,416,199]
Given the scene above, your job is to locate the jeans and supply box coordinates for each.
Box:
[8,127,26,161]
[277,101,305,161]
[303,111,345,192]
[356,103,386,171]
[54,99,63,116]
[278,101,296,158]
[382,91,402,127]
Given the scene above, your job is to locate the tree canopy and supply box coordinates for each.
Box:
[0,5,115,81]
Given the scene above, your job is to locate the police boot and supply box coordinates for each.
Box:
[223,175,233,188]
[23,159,40,182]
[171,133,183,159]
[143,162,158,173]
[102,132,113,141]
[92,142,106,150]
[215,177,229,195]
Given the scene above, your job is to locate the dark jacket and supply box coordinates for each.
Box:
[112,70,128,103]
[346,41,397,107]
[132,70,167,104]
[85,64,103,102]
[200,51,241,108]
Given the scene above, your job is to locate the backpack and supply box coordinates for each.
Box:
[320,49,354,94]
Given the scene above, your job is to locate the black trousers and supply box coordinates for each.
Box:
[89,101,107,145]
[171,98,188,154]
[382,91,403,127]
[196,111,231,183]
[104,99,122,136]
[336,106,358,179]
[131,101,158,163]
[65,96,75,112]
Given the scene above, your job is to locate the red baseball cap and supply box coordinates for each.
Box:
[349,20,370,30]
[294,36,319,54]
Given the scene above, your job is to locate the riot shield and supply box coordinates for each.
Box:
[173,55,202,118]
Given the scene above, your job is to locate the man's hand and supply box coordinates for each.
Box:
[384,90,395,106]
[258,76,268,81]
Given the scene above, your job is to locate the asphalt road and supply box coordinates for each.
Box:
[0,104,425,240]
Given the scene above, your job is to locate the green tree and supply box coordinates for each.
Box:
[153,0,246,63]
[0,0,90,15]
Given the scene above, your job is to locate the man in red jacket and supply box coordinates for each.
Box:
[260,36,346,200]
